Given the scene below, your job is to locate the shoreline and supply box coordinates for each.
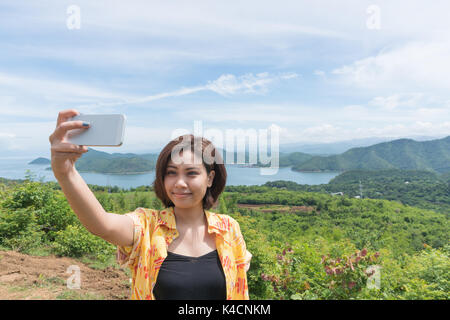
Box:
[76,170,154,175]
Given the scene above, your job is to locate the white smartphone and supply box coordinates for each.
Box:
[66,114,126,146]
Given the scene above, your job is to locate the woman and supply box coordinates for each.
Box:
[49,109,251,300]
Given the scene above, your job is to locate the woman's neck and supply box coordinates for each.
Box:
[173,205,206,228]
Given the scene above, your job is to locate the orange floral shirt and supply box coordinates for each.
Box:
[116,207,249,300]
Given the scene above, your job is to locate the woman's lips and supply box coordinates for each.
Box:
[173,192,192,198]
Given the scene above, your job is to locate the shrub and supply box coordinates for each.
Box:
[397,244,449,299]
[319,248,381,299]
[34,193,78,242]
[1,181,53,210]
[0,207,45,253]
[52,224,115,262]
[1,181,78,242]
[151,196,163,210]
[96,192,114,212]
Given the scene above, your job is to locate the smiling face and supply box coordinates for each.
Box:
[164,149,215,209]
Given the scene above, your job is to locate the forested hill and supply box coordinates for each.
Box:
[291,136,450,173]
[75,149,159,174]
[259,169,450,215]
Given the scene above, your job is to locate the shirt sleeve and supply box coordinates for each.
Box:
[233,220,248,269]
[244,249,252,272]
[116,209,146,269]
[232,218,250,300]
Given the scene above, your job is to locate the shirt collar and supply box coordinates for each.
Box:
[158,206,229,234]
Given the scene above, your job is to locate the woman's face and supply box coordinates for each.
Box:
[164,149,215,209]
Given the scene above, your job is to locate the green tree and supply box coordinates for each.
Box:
[218,195,228,214]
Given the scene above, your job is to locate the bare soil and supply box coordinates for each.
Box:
[0,250,131,300]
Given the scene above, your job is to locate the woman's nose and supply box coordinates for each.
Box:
[174,176,188,187]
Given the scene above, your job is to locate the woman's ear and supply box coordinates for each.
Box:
[207,170,215,187]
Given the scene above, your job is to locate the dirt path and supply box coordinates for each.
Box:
[0,250,131,300]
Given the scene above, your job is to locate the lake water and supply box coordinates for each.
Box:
[0,157,340,190]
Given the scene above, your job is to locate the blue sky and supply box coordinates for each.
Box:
[1,0,449,157]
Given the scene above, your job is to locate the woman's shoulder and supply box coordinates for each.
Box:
[206,211,241,232]
[130,207,159,215]
[126,207,163,222]
[209,211,237,223]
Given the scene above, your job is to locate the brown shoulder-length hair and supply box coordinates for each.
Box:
[153,134,227,210]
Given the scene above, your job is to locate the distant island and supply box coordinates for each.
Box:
[29,157,51,165]
[40,148,158,174]
[34,135,450,175]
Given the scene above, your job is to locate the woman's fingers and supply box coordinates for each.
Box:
[56,109,80,128]
[51,141,89,154]
[49,111,89,154]
[52,120,89,141]
[51,152,83,162]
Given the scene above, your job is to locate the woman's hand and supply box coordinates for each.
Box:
[49,109,90,178]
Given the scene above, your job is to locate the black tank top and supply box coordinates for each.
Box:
[153,249,227,300]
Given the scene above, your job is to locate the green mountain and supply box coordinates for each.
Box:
[217,147,313,168]
[74,149,158,174]
[29,157,51,165]
[291,136,450,173]
[278,152,314,167]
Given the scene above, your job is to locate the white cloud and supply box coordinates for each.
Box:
[0,73,123,100]
[0,132,18,152]
[0,1,354,74]
[302,124,341,139]
[0,72,134,117]
[205,72,298,96]
[0,122,53,154]
[286,121,450,144]
[171,103,317,124]
[0,71,298,119]
[331,41,450,91]
[314,70,325,77]
[75,72,299,109]
[415,108,449,119]
[368,93,426,110]
[3,1,351,39]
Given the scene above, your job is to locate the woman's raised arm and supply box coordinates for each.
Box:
[49,109,134,247]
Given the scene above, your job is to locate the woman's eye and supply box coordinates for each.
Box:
[166,171,197,175]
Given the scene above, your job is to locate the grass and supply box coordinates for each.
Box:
[56,290,105,300]
[2,281,108,300]
[76,252,132,279]
[7,285,28,293]
[22,244,54,257]
[78,252,120,270]
[0,244,11,251]
[2,242,121,271]
[32,274,66,288]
